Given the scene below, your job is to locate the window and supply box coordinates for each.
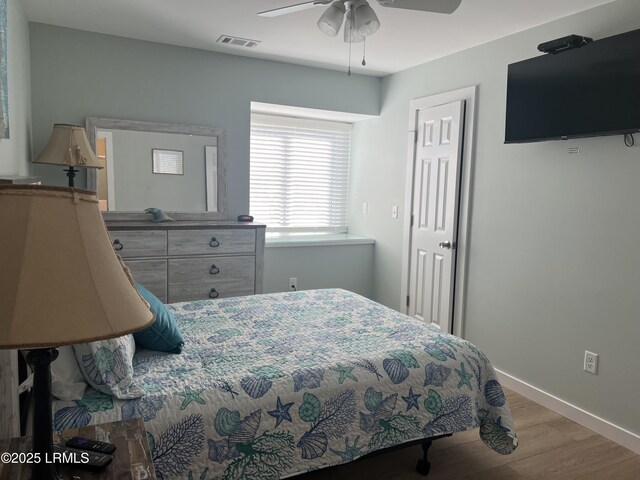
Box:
[250,114,351,233]
[152,149,184,175]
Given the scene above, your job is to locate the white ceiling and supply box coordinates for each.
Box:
[22,0,613,76]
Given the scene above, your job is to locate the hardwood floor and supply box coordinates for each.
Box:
[302,388,640,480]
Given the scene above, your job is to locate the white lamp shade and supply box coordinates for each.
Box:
[0,185,154,348]
[355,1,380,36]
[344,8,365,43]
[34,124,102,169]
[318,1,346,37]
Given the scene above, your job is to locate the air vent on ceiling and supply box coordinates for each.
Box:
[217,35,261,48]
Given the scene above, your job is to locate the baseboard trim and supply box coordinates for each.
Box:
[495,369,640,455]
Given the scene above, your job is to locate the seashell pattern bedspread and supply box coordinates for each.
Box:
[52,289,518,479]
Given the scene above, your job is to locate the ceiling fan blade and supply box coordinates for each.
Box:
[258,1,331,18]
[376,0,462,14]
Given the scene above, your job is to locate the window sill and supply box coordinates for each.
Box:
[265,233,375,248]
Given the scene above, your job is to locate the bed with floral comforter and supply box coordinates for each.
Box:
[52,289,518,479]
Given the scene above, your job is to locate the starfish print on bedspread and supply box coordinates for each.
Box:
[455,362,473,390]
[268,396,294,428]
[330,364,358,384]
[402,387,422,411]
[177,386,206,410]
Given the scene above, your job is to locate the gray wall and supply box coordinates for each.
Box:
[264,244,374,298]
[0,0,30,176]
[28,23,380,218]
[349,0,640,435]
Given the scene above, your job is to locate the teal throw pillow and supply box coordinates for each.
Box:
[134,281,184,353]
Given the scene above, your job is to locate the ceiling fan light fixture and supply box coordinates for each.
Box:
[355,1,379,36]
[317,1,346,37]
[343,6,364,43]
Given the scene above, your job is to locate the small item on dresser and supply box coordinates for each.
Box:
[53,445,113,472]
[66,436,117,454]
[144,207,174,223]
[237,214,254,222]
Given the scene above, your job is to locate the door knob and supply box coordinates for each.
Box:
[439,241,454,249]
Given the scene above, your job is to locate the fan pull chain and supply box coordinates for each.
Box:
[362,37,367,66]
[347,18,353,76]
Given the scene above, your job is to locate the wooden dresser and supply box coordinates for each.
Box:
[106,221,265,303]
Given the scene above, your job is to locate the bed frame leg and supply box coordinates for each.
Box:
[416,439,433,476]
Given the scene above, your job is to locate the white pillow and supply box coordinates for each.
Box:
[51,346,87,401]
[73,335,144,399]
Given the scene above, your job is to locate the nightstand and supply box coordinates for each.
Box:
[0,418,156,479]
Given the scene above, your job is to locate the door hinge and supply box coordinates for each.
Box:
[413,130,418,143]
[410,214,414,227]
[406,295,410,307]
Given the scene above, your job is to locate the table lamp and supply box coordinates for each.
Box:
[33,124,103,187]
[0,185,154,479]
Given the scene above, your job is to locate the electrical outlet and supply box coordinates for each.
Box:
[584,351,599,375]
[392,205,398,219]
[288,277,298,291]
[362,202,368,215]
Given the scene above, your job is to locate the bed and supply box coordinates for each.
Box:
[51,289,518,479]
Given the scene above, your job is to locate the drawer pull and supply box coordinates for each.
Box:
[209,237,220,248]
[112,239,124,251]
[210,265,220,275]
[209,288,220,299]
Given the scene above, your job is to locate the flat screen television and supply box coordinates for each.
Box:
[505,28,640,143]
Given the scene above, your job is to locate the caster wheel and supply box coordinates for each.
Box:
[416,458,431,476]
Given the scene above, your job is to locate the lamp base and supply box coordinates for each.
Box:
[26,348,60,480]
[64,167,78,188]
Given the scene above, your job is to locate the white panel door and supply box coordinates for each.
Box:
[407,100,465,332]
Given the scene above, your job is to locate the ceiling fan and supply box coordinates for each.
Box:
[258,0,462,74]
[258,0,463,19]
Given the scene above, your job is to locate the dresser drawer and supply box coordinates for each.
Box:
[110,230,167,258]
[167,229,255,256]
[125,259,168,303]
[168,256,255,302]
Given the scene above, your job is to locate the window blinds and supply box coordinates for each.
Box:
[250,114,351,232]
[152,149,184,175]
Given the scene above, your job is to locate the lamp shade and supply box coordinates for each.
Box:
[355,1,380,36]
[318,1,346,37]
[0,185,154,348]
[34,124,102,169]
